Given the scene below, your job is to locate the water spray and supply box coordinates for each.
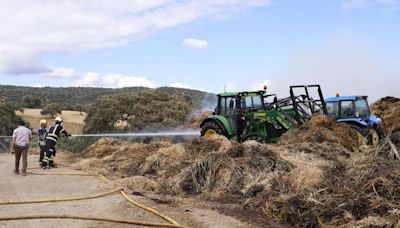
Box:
[0,131,200,138]
[71,131,200,137]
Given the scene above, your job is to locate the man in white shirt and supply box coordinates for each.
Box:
[12,120,32,176]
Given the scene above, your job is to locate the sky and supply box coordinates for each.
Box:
[0,0,399,101]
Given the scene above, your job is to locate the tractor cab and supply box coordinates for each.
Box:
[325,95,384,144]
[325,95,381,127]
[214,91,266,115]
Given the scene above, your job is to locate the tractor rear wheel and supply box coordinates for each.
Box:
[201,121,226,137]
[350,124,379,146]
[350,124,369,139]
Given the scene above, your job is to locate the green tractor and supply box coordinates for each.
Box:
[200,85,326,143]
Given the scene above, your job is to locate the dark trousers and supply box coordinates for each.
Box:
[14,145,28,173]
[39,144,47,162]
[42,140,56,167]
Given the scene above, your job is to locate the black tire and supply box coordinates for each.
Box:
[201,121,226,137]
[369,128,380,146]
[350,124,377,145]
[350,124,369,138]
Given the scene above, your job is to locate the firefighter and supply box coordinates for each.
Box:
[38,119,48,167]
[41,116,71,169]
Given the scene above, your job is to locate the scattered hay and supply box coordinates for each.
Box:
[376,138,400,160]
[73,157,110,176]
[371,96,400,136]
[391,131,400,150]
[114,176,159,192]
[70,97,400,227]
[82,138,123,158]
[184,135,231,157]
[281,115,364,152]
[280,151,332,192]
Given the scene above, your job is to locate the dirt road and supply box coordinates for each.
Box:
[0,153,257,228]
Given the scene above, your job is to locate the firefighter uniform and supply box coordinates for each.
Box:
[38,121,48,165]
[42,117,70,168]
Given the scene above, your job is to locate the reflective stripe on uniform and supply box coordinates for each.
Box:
[46,124,60,142]
[47,136,58,142]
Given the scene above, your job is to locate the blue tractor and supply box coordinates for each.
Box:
[325,95,385,145]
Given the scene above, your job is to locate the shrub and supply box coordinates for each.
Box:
[83,91,192,133]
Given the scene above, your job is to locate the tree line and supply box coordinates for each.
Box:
[0,85,215,113]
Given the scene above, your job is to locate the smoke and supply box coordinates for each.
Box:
[192,93,217,114]
[269,39,399,102]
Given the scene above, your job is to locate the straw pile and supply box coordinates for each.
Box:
[71,97,400,227]
[371,97,400,136]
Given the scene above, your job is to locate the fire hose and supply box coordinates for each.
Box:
[0,164,184,228]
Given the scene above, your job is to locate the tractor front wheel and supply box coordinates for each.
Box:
[369,128,380,146]
[201,121,226,137]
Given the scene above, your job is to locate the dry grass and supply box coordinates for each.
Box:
[16,108,86,134]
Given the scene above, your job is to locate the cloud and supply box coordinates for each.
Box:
[0,53,51,75]
[341,0,397,10]
[170,82,192,89]
[0,0,269,75]
[73,72,156,88]
[102,74,156,88]
[182,38,209,49]
[49,67,79,78]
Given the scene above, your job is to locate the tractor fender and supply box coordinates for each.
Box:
[337,118,368,127]
[368,115,382,126]
[200,115,233,137]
